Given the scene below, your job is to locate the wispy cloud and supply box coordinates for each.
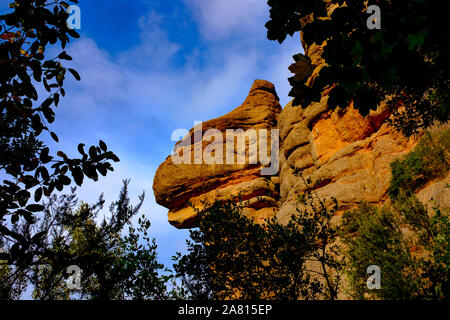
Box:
[182,0,268,40]
[118,10,182,70]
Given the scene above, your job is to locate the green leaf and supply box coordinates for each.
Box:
[407,29,428,51]
[43,77,51,92]
[58,51,72,60]
[41,97,53,109]
[89,146,97,158]
[60,175,71,186]
[68,68,81,80]
[42,106,55,123]
[40,148,53,164]
[16,190,31,207]
[53,93,60,106]
[78,143,86,155]
[39,166,50,181]
[97,164,107,176]
[57,151,67,159]
[55,179,64,191]
[23,211,36,224]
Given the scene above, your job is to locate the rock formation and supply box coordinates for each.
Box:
[152,73,445,228]
[153,7,448,228]
[153,74,449,228]
[277,94,417,225]
[153,80,281,228]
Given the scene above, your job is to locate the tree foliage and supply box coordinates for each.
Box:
[389,129,449,198]
[0,246,27,299]
[30,180,177,300]
[342,198,449,300]
[342,203,420,299]
[266,0,449,135]
[342,126,449,300]
[175,177,343,300]
[0,0,120,269]
[1,180,181,300]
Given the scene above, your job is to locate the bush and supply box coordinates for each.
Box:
[342,203,420,299]
[175,187,343,300]
[389,129,449,198]
[342,197,449,300]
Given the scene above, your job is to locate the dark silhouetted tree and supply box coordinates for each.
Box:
[0,0,120,273]
[266,0,449,136]
[175,176,343,300]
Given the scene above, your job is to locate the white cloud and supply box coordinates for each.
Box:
[118,10,182,70]
[182,0,269,40]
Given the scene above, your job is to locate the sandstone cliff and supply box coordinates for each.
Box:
[153,15,448,228]
[153,80,281,228]
[152,75,447,228]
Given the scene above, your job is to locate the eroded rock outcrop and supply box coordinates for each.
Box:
[153,74,424,229]
[153,80,281,228]
[277,96,417,225]
[275,6,446,224]
[153,6,447,228]
[153,77,448,229]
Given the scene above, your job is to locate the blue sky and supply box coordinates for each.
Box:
[1,0,303,271]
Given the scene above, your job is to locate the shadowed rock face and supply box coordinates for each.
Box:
[152,80,282,228]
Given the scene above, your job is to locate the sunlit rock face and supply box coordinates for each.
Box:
[276,10,418,223]
[153,4,448,229]
[277,96,418,225]
[153,76,445,229]
[153,80,281,228]
[153,69,419,230]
